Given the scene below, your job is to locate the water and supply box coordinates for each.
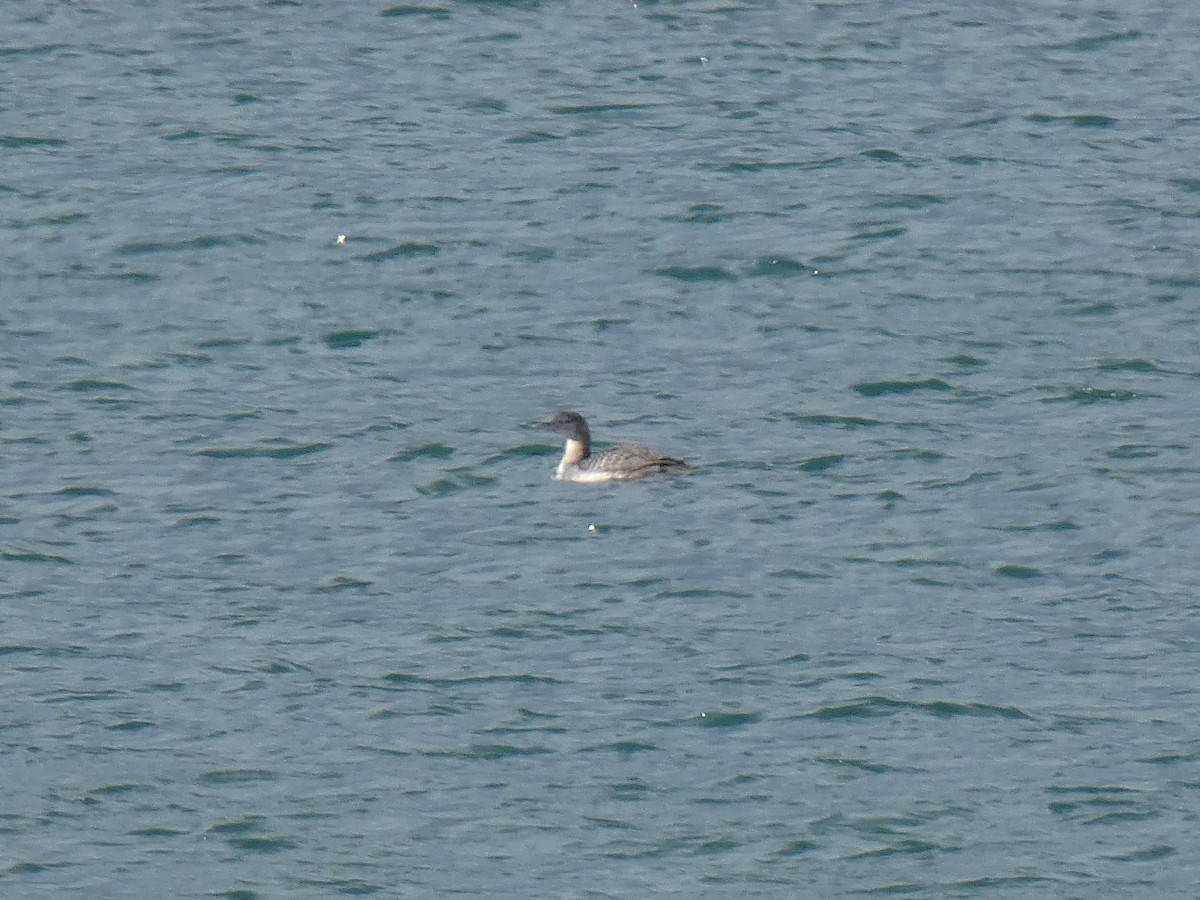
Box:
[4,1,1200,896]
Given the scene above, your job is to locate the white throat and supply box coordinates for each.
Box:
[556,438,588,479]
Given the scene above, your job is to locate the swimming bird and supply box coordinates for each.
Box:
[536,410,693,483]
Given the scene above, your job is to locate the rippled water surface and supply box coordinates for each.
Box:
[4,1,1200,897]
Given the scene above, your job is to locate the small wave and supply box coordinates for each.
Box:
[360,242,439,262]
[53,485,115,497]
[1043,386,1142,404]
[199,770,276,785]
[1095,358,1164,374]
[322,329,380,350]
[506,130,563,145]
[654,265,738,283]
[713,156,843,173]
[60,378,137,394]
[850,224,906,242]
[654,587,752,601]
[861,148,903,162]
[1026,112,1117,128]
[581,740,658,755]
[872,192,947,210]
[853,379,952,397]
[743,256,813,278]
[800,454,844,473]
[380,4,451,18]
[114,234,265,255]
[382,672,563,688]
[1,135,67,148]
[194,441,332,459]
[2,549,74,565]
[390,443,455,463]
[429,743,553,761]
[311,576,374,594]
[786,412,881,428]
[808,696,1032,721]
[549,102,656,116]
[697,710,761,728]
[994,564,1045,579]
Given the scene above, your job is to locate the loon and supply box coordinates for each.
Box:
[536,410,693,483]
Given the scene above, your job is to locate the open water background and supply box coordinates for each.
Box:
[4,1,1200,897]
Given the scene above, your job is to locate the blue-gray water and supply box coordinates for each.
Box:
[4,1,1200,897]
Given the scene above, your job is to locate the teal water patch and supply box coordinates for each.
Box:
[312,576,374,594]
[670,203,729,224]
[107,719,155,731]
[654,587,753,601]
[1095,358,1164,374]
[809,697,1032,721]
[743,256,814,278]
[53,485,116,497]
[294,876,385,895]
[945,353,988,368]
[506,130,563,145]
[769,839,819,858]
[549,102,655,116]
[199,770,276,785]
[1045,387,1142,404]
[380,5,452,18]
[871,193,947,210]
[458,743,554,760]
[128,826,189,839]
[360,242,439,262]
[194,441,332,459]
[697,710,761,728]
[1106,845,1176,862]
[654,265,738,282]
[196,337,253,350]
[114,234,266,254]
[850,224,906,242]
[1026,113,1117,128]
[323,329,380,349]
[5,861,73,875]
[86,782,148,798]
[769,568,832,580]
[1060,300,1118,317]
[1106,445,1159,460]
[844,838,948,860]
[861,148,903,162]
[853,379,952,397]
[800,454,844,473]
[891,448,944,462]
[816,756,908,775]
[0,644,43,655]
[61,378,137,393]
[382,672,563,688]
[712,156,844,173]
[994,519,1081,532]
[1046,785,1152,824]
[483,444,557,468]
[786,412,881,428]
[390,443,455,463]
[2,549,74,564]
[0,135,68,148]
[415,477,460,497]
[1058,31,1142,51]
[888,556,965,571]
[173,514,221,528]
[207,818,296,854]
[582,741,658,756]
